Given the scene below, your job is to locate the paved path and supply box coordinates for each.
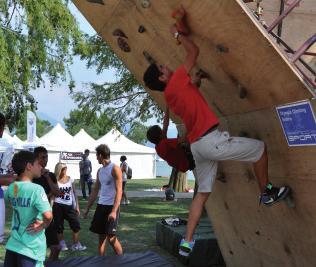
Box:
[76,189,193,199]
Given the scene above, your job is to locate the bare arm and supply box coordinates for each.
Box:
[109,165,123,221]
[71,179,79,212]
[83,170,101,217]
[170,25,199,74]
[26,211,53,235]
[162,108,170,137]
[43,170,60,197]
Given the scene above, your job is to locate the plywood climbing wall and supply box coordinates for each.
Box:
[73,0,316,266]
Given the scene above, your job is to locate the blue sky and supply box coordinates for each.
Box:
[30,2,177,138]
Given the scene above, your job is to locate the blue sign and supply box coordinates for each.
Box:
[276,101,316,146]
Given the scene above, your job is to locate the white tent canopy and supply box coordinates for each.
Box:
[96,129,156,179]
[38,123,80,151]
[73,129,96,151]
[2,126,156,179]
[97,129,155,154]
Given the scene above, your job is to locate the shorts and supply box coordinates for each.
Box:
[45,219,59,247]
[53,203,81,233]
[4,250,41,267]
[191,129,264,193]
[90,204,119,235]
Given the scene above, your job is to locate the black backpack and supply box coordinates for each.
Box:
[127,166,132,179]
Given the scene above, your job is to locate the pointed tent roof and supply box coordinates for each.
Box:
[39,123,79,151]
[73,129,96,150]
[2,132,13,143]
[0,132,14,151]
[97,129,155,154]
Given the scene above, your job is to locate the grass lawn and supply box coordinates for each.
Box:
[124,178,195,192]
[0,197,194,267]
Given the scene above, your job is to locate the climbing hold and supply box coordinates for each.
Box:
[246,169,255,181]
[239,131,249,137]
[216,172,226,183]
[284,189,295,208]
[143,51,156,64]
[238,85,248,99]
[196,69,211,80]
[140,0,151,8]
[87,0,104,5]
[138,25,146,33]
[216,44,229,53]
[117,37,131,52]
[112,29,128,38]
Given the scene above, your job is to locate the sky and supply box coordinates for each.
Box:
[30,2,177,138]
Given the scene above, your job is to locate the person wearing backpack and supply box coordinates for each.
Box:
[120,156,130,205]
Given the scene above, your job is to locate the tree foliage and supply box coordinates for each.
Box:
[0,0,83,129]
[73,35,163,127]
[63,108,120,140]
[64,108,149,144]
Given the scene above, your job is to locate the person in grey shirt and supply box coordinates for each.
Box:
[79,149,92,199]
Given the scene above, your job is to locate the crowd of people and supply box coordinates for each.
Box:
[0,112,132,266]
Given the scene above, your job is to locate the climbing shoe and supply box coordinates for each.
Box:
[179,238,195,257]
[260,183,291,206]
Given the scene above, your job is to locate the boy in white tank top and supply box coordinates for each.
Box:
[83,144,123,256]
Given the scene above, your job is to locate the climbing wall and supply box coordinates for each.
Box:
[73,0,316,266]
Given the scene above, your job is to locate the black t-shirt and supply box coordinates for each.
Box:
[33,172,57,197]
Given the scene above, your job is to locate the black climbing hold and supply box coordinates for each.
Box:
[283,244,292,255]
[239,86,248,99]
[217,172,226,183]
[216,44,229,53]
[117,37,131,52]
[241,240,246,245]
[113,29,128,38]
[143,51,156,64]
[229,250,234,255]
[138,25,146,33]
[255,231,260,236]
[239,131,249,137]
[87,0,104,5]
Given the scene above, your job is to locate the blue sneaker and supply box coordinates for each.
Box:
[179,238,195,257]
[260,183,290,206]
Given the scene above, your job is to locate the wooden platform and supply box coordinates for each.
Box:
[73,1,316,266]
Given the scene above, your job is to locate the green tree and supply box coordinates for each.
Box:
[126,122,149,145]
[15,109,53,140]
[0,0,83,129]
[73,35,163,127]
[63,108,120,139]
[64,108,149,144]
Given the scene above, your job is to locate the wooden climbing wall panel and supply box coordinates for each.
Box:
[73,0,316,266]
[207,99,316,267]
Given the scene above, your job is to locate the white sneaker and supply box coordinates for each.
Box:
[59,240,68,251]
[121,200,126,205]
[126,200,130,205]
[71,242,87,251]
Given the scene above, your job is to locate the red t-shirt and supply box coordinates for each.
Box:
[164,66,219,143]
[156,138,190,172]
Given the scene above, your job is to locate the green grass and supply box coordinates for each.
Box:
[75,178,196,192]
[0,197,193,266]
[126,178,195,191]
